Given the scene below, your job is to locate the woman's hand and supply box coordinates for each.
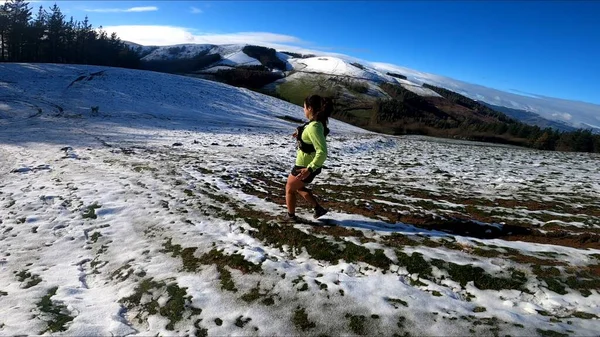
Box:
[292,130,298,138]
[295,168,311,180]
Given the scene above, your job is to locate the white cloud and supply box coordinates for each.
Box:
[552,112,572,121]
[101,25,309,49]
[84,6,158,13]
[190,6,203,14]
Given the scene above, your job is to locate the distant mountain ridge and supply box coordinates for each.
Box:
[126,42,600,134]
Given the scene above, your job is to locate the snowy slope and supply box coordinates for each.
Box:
[0,63,360,133]
[1,64,599,336]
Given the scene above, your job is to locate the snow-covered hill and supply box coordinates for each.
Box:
[1,64,599,336]
[133,42,600,131]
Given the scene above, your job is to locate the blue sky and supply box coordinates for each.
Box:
[37,1,600,105]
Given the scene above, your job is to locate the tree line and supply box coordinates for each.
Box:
[0,0,139,67]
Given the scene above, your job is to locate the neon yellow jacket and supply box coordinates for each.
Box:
[295,121,327,171]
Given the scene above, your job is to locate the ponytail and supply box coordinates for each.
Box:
[304,95,333,126]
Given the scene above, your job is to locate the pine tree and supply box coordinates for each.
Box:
[4,0,32,61]
[47,3,64,62]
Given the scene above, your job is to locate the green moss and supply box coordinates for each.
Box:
[431,291,442,297]
[473,307,487,313]
[292,307,316,331]
[215,318,223,326]
[37,287,74,333]
[0,290,7,296]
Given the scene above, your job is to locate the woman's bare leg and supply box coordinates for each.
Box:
[297,188,318,208]
[285,174,304,214]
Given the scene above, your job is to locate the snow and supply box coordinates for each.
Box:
[216,50,261,67]
[289,56,388,82]
[140,44,214,61]
[1,63,599,336]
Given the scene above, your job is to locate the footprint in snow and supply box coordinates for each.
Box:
[10,164,51,173]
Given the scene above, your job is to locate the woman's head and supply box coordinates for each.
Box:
[304,95,333,124]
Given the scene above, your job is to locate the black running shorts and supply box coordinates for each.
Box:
[290,165,322,184]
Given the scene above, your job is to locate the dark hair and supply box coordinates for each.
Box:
[304,94,333,125]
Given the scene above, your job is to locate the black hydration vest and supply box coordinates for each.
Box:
[296,121,330,154]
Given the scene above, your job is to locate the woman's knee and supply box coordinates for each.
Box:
[286,175,303,193]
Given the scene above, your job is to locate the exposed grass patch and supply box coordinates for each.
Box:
[571,311,598,319]
[90,232,102,243]
[82,203,101,219]
[37,287,74,333]
[160,284,189,330]
[245,218,392,270]
[473,306,487,313]
[110,263,133,282]
[15,270,42,288]
[199,249,262,274]
[161,238,262,291]
[345,313,367,335]
[385,297,408,308]
[471,247,502,258]
[443,263,528,291]
[133,165,157,173]
[536,329,568,337]
[292,307,316,331]
[234,315,251,328]
[240,283,275,305]
[382,233,420,247]
[396,251,432,278]
[0,290,7,296]
[119,278,192,330]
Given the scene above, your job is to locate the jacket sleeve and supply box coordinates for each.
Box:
[305,122,327,170]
